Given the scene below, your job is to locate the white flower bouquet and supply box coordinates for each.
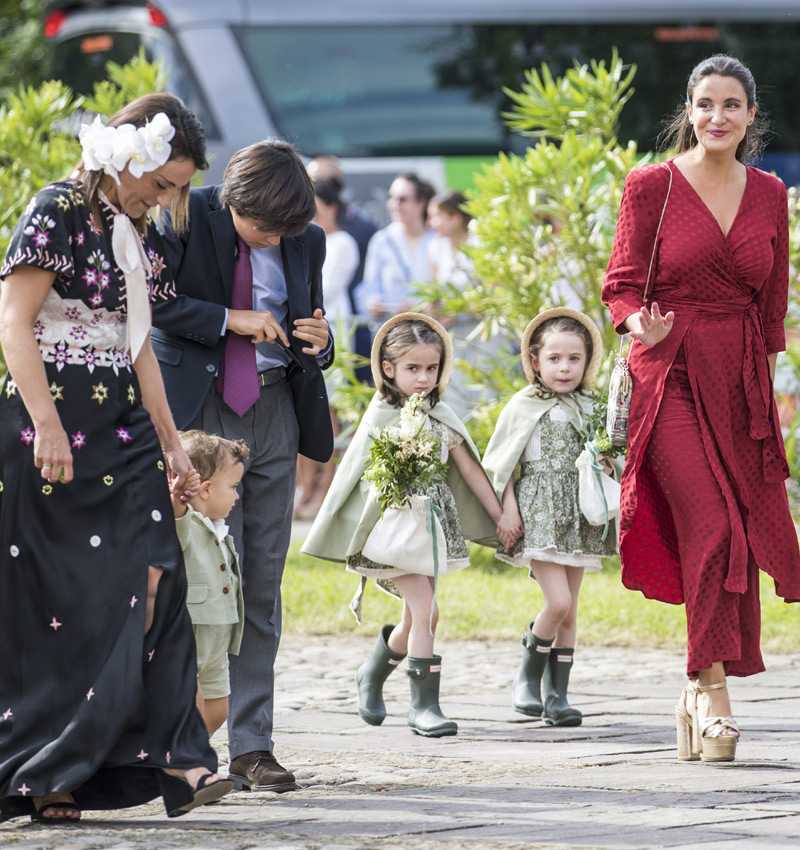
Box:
[362,393,447,514]
[361,394,449,574]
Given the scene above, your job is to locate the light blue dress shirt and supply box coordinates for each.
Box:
[355,222,435,315]
[220,241,331,368]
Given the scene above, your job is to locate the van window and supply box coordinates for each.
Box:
[234,25,527,157]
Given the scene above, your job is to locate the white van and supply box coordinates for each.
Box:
[45,0,800,202]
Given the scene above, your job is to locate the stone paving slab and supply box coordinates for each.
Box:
[3,637,800,850]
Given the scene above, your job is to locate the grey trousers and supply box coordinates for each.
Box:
[190,377,299,759]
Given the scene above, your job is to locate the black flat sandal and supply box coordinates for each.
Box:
[168,774,233,817]
[31,793,81,824]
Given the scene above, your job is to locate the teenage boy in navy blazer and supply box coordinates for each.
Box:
[152,139,334,793]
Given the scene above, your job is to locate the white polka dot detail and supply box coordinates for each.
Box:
[9,545,19,558]
[151,510,162,522]
[90,536,101,547]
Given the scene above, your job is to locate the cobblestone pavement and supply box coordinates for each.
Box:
[3,634,800,850]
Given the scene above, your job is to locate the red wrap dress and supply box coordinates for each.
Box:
[603,160,800,678]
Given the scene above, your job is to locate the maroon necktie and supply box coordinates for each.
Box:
[217,236,260,416]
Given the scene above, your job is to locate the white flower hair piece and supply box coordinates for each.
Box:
[79,113,175,184]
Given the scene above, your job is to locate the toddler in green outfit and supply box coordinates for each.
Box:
[171,430,249,734]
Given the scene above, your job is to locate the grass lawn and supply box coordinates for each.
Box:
[284,542,800,653]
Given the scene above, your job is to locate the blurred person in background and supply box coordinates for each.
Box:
[354,173,436,320]
[426,190,498,419]
[294,178,360,518]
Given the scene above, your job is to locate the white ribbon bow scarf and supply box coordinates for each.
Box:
[99,190,153,362]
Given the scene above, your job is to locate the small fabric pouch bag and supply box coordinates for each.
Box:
[361,493,447,576]
[576,446,621,532]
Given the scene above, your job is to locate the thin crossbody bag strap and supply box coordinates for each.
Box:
[385,231,414,282]
[620,162,674,359]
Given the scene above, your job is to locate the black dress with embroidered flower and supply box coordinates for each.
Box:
[0,181,216,821]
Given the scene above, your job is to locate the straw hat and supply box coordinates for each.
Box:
[521,307,603,389]
[370,312,454,396]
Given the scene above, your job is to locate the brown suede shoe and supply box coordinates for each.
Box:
[228,751,298,793]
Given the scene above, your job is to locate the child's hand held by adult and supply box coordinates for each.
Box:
[182,469,202,501]
[164,447,195,496]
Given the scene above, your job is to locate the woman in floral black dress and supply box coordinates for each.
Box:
[0,94,232,823]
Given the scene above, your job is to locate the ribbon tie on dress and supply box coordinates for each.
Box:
[656,295,783,477]
[99,191,153,363]
[741,303,772,442]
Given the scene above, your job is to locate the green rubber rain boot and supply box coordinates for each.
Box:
[406,655,458,737]
[512,626,553,717]
[355,624,406,726]
[542,647,583,727]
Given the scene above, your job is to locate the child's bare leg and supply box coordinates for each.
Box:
[553,567,584,648]
[387,599,412,655]
[529,561,572,641]
[203,696,229,735]
[145,565,163,634]
[294,456,315,513]
[390,575,437,657]
[301,408,340,514]
[303,457,336,514]
[392,576,455,736]
[533,564,584,727]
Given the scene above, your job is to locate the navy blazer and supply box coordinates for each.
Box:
[152,184,334,462]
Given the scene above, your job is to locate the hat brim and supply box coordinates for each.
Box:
[521,308,604,389]
[370,312,454,396]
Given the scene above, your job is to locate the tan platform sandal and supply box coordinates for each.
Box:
[675,680,739,762]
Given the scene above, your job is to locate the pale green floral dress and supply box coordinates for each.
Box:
[497,404,617,573]
[347,417,469,611]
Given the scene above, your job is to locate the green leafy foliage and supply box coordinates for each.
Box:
[432,52,646,357]
[502,49,636,143]
[411,53,647,451]
[323,318,375,433]
[0,80,80,256]
[581,386,626,461]
[81,48,170,118]
[0,0,50,100]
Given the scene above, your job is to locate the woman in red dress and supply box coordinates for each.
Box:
[603,55,800,763]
